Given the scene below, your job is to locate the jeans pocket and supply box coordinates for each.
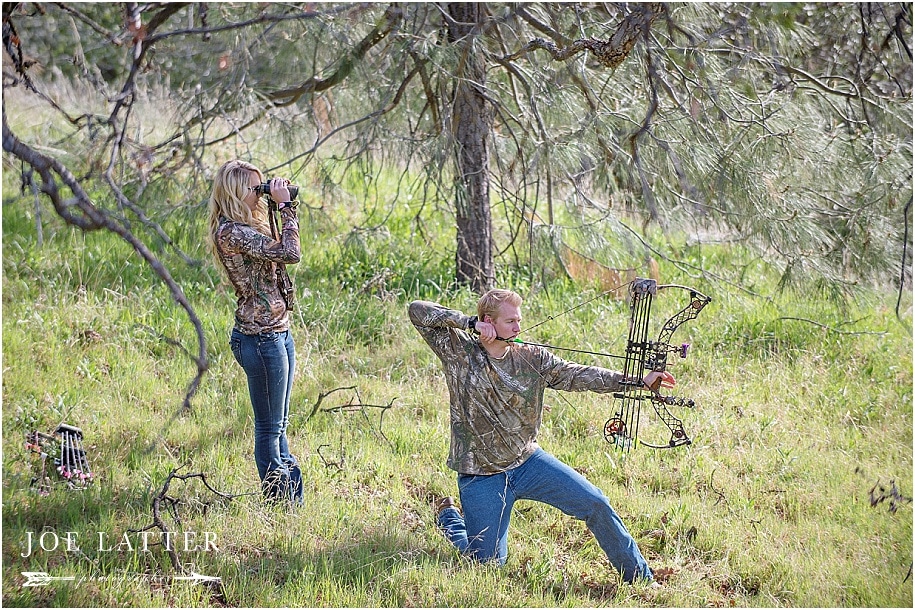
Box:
[458,474,484,494]
[230,335,243,366]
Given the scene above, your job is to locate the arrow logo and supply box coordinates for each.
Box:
[173,572,222,584]
[22,572,75,587]
[22,570,221,587]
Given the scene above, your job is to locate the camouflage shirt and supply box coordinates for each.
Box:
[214,208,300,335]
[409,300,627,475]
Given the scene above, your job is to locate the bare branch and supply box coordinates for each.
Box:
[129,464,243,603]
[503,3,664,68]
[898,196,912,323]
[307,386,358,420]
[268,5,404,105]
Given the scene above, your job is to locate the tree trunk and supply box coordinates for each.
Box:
[446,2,494,294]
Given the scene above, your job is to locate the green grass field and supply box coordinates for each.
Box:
[2,163,912,607]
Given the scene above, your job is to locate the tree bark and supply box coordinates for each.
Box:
[446,2,494,294]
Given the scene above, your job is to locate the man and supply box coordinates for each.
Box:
[409,289,673,584]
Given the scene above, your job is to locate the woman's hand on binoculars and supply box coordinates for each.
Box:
[269,177,291,203]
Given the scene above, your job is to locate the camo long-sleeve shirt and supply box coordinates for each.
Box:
[409,300,627,475]
[214,208,300,335]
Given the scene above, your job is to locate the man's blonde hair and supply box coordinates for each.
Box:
[477,289,523,321]
[206,160,271,260]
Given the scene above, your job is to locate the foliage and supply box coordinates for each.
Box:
[3,167,912,606]
[3,2,911,294]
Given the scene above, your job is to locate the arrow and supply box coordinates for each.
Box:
[21,572,76,587]
[22,570,222,587]
[173,572,222,584]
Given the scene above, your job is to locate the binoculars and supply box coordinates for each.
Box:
[255,183,299,201]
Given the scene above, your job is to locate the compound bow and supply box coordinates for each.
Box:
[25,423,94,492]
[603,278,711,450]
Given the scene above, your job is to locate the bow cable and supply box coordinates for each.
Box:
[519,280,634,335]
[496,338,626,361]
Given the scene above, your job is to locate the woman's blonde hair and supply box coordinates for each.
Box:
[206,160,271,260]
[477,289,523,321]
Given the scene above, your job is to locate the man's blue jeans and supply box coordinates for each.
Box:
[437,448,653,583]
[230,328,303,504]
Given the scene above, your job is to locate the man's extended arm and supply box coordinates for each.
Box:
[537,351,627,393]
[537,350,675,394]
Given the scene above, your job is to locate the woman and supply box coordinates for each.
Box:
[207,160,303,503]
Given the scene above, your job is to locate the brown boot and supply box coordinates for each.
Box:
[435,496,459,515]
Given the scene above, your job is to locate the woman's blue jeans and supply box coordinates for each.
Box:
[436,449,653,583]
[230,328,303,504]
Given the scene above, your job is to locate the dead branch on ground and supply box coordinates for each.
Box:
[307,386,398,449]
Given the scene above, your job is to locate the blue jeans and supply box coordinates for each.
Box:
[437,449,653,583]
[230,328,302,504]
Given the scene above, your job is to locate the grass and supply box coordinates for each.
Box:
[2,85,912,605]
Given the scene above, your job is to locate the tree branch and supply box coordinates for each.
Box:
[503,3,664,68]
[2,110,209,411]
[268,4,404,104]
